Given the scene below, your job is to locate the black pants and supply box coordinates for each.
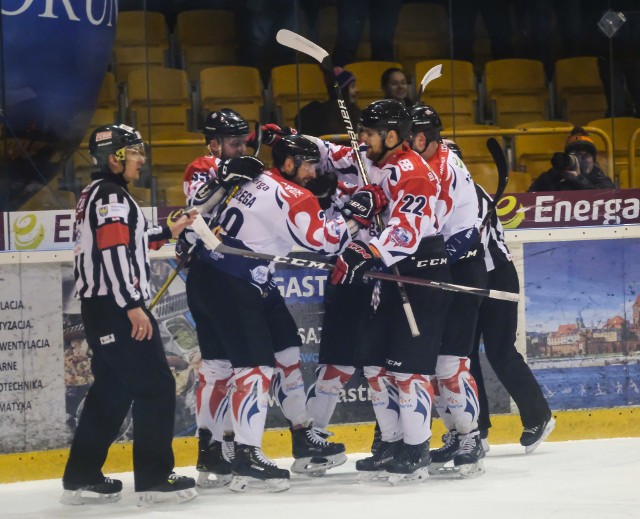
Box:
[469,261,551,430]
[63,297,176,491]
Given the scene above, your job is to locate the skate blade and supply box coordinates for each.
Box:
[525,418,557,455]
[60,489,121,505]
[357,470,390,483]
[197,471,232,489]
[137,488,198,506]
[458,459,485,478]
[387,468,429,486]
[291,453,348,476]
[427,462,461,478]
[229,475,290,493]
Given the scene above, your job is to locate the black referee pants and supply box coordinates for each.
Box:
[470,262,551,430]
[63,297,176,491]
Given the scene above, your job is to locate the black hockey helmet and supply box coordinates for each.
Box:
[203,108,249,143]
[409,103,442,144]
[272,134,320,170]
[88,124,144,168]
[359,99,412,141]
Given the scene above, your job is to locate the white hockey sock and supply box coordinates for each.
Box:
[390,371,434,445]
[363,366,403,443]
[273,347,308,427]
[230,366,273,447]
[306,364,355,429]
[195,359,233,442]
[434,355,480,434]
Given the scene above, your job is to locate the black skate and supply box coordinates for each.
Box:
[136,473,197,506]
[60,477,122,505]
[520,415,556,454]
[355,440,402,482]
[290,424,347,477]
[371,421,382,456]
[230,444,290,493]
[386,440,431,485]
[196,428,232,488]
[454,430,486,478]
[428,429,461,475]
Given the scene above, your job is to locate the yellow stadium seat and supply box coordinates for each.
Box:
[484,59,550,127]
[513,121,573,179]
[149,130,205,176]
[154,171,185,198]
[395,4,449,76]
[506,171,533,193]
[469,162,501,193]
[271,64,328,127]
[555,57,607,126]
[443,124,501,166]
[128,185,153,206]
[344,61,403,109]
[80,71,120,146]
[587,117,640,188]
[200,66,263,127]
[113,11,169,83]
[126,67,192,137]
[415,60,478,128]
[176,10,237,82]
[20,186,76,211]
[164,184,188,208]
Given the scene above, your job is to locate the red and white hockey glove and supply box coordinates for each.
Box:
[340,184,388,227]
[246,123,297,148]
[330,240,381,285]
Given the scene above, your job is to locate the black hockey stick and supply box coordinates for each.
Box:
[276,29,421,336]
[416,63,443,100]
[481,137,510,231]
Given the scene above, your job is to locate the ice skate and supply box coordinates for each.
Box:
[60,477,122,505]
[290,424,347,477]
[229,444,290,493]
[454,430,486,478]
[386,440,431,485]
[136,473,197,506]
[355,440,402,482]
[428,430,461,476]
[196,428,232,488]
[521,415,556,454]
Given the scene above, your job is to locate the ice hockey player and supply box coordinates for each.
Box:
[62,124,197,506]
[303,99,453,485]
[188,135,386,491]
[409,103,488,477]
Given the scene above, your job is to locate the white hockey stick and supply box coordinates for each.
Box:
[416,63,443,99]
[277,29,421,336]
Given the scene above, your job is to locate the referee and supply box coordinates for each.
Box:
[61,124,198,506]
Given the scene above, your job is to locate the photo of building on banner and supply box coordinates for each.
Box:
[524,239,640,410]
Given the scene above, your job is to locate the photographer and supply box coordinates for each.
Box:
[528,127,615,192]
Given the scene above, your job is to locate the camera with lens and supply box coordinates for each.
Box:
[551,151,579,172]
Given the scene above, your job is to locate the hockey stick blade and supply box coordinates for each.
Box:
[481,137,510,229]
[417,63,443,99]
[276,29,331,70]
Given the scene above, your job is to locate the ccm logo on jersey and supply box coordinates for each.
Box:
[457,249,479,260]
[416,258,448,267]
[100,334,115,345]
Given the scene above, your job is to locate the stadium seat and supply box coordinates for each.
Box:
[128,185,153,206]
[555,57,607,126]
[126,67,192,138]
[176,10,237,82]
[344,61,403,109]
[587,117,640,188]
[271,63,327,127]
[513,121,573,180]
[113,11,169,84]
[395,3,449,76]
[200,66,263,127]
[20,186,76,211]
[149,130,205,177]
[415,60,478,128]
[164,184,188,208]
[484,59,550,127]
[506,171,533,193]
[443,124,501,167]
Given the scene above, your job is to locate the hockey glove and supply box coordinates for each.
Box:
[306,170,338,210]
[330,240,381,285]
[340,184,388,227]
[175,229,195,265]
[217,155,264,189]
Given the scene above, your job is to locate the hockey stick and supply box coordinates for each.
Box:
[189,224,519,302]
[481,137,510,231]
[276,29,421,336]
[416,63,443,100]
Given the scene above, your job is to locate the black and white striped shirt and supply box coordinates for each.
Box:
[475,184,512,272]
[73,171,171,309]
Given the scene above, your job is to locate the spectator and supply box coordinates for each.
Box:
[381,67,413,108]
[295,67,361,137]
[528,127,615,191]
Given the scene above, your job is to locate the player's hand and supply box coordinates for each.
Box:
[127,307,153,341]
[170,208,198,239]
[330,240,380,285]
[217,155,264,189]
[340,184,388,227]
[306,171,338,210]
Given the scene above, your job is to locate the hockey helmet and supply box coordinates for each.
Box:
[203,108,249,143]
[272,134,320,170]
[88,124,144,167]
[359,99,412,141]
[409,103,442,143]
